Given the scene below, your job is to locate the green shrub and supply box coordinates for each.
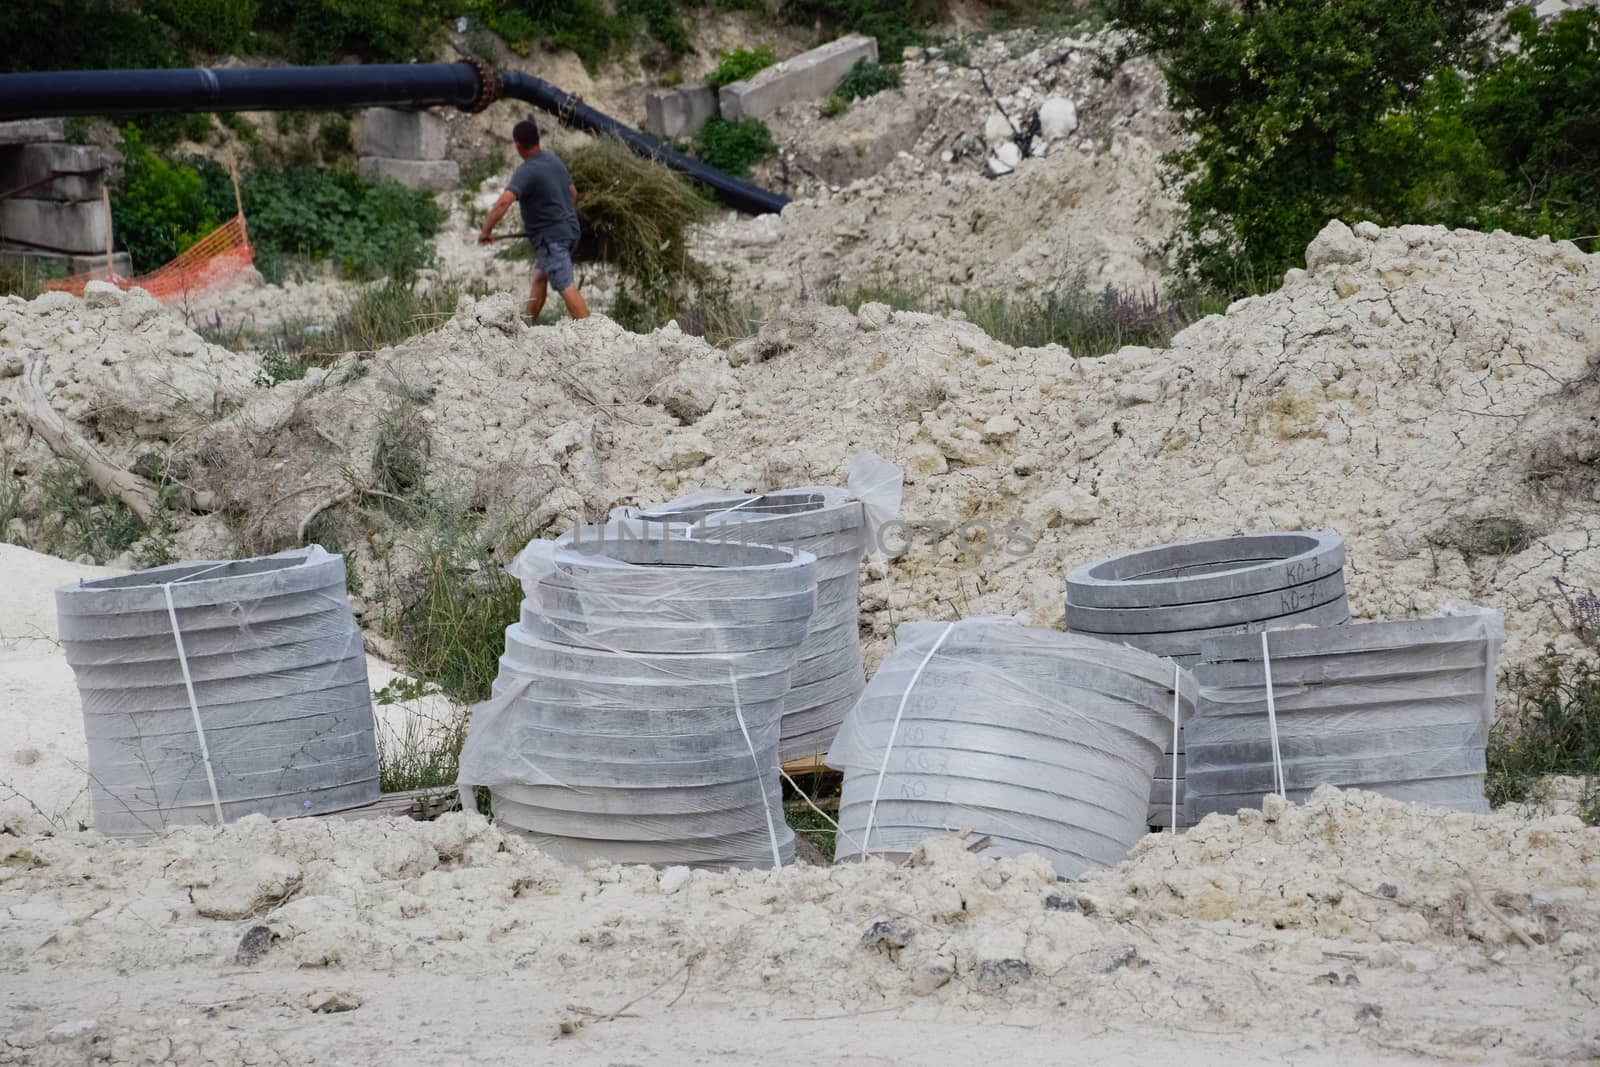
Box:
[111,126,221,271]
[694,116,777,177]
[253,0,451,63]
[1488,650,1600,821]
[823,92,850,117]
[316,116,355,160]
[0,1,180,72]
[145,0,258,53]
[34,461,147,564]
[241,165,443,282]
[1112,1,1599,289]
[708,43,778,89]
[475,0,630,69]
[619,0,692,55]
[778,0,937,59]
[835,58,901,100]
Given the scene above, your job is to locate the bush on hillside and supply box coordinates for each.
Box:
[708,43,779,89]
[835,58,901,100]
[694,116,777,176]
[253,0,452,63]
[1112,1,1599,289]
[111,126,221,270]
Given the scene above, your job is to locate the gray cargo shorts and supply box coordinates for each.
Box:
[533,238,576,292]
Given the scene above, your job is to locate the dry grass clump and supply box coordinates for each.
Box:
[566,135,712,289]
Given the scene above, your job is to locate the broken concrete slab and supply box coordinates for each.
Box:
[0,118,66,146]
[0,144,106,201]
[357,156,459,192]
[0,247,131,277]
[719,35,878,122]
[0,198,108,255]
[645,83,717,140]
[358,108,449,161]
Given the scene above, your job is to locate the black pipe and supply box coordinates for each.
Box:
[0,63,489,117]
[0,63,788,214]
[499,71,787,216]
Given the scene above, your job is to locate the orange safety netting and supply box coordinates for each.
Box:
[44,213,254,302]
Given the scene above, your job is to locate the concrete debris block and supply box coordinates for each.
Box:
[1304,220,1366,271]
[0,118,66,145]
[856,301,892,330]
[658,866,692,894]
[994,142,1022,169]
[720,35,879,121]
[357,157,460,192]
[0,197,107,254]
[910,962,954,994]
[645,84,718,140]
[0,143,105,201]
[1038,97,1078,139]
[359,107,449,161]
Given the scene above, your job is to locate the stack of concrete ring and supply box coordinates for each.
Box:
[1065,532,1349,829]
[459,530,817,868]
[827,618,1193,877]
[613,487,867,763]
[55,547,379,836]
[1189,608,1501,820]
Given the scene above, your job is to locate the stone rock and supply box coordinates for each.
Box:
[658,432,713,471]
[860,918,916,951]
[649,361,734,424]
[1038,98,1078,139]
[234,924,278,966]
[1304,220,1365,271]
[984,110,1014,145]
[658,866,692,894]
[857,301,893,330]
[974,958,1032,990]
[305,990,363,1014]
[995,142,1022,169]
[82,280,123,310]
[910,962,954,994]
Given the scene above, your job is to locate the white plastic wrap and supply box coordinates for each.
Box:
[1065,531,1351,830]
[54,546,379,836]
[611,455,900,762]
[1188,606,1504,820]
[826,617,1193,877]
[458,533,818,868]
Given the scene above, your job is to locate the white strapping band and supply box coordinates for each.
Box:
[728,665,783,870]
[1170,662,1181,833]
[862,620,958,856]
[1260,631,1286,798]
[162,563,234,826]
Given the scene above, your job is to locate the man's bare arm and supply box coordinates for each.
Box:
[477,189,517,245]
[569,183,578,205]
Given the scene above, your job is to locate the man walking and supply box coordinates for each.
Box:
[478,118,589,322]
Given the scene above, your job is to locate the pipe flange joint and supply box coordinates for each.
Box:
[463,57,502,113]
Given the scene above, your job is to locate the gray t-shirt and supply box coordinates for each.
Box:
[506,150,580,247]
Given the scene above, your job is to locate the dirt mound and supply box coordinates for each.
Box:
[700,27,1178,303]
[3,223,1597,679]
[1,793,1596,1063]
[698,133,1173,304]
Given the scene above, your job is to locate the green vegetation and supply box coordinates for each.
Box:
[32,461,148,563]
[110,122,441,279]
[1112,1,1600,289]
[834,58,901,100]
[1488,651,1600,824]
[694,116,778,177]
[708,43,778,89]
[831,277,1230,356]
[111,126,221,269]
[780,0,936,57]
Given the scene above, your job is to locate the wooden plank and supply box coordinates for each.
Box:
[328,787,461,822]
